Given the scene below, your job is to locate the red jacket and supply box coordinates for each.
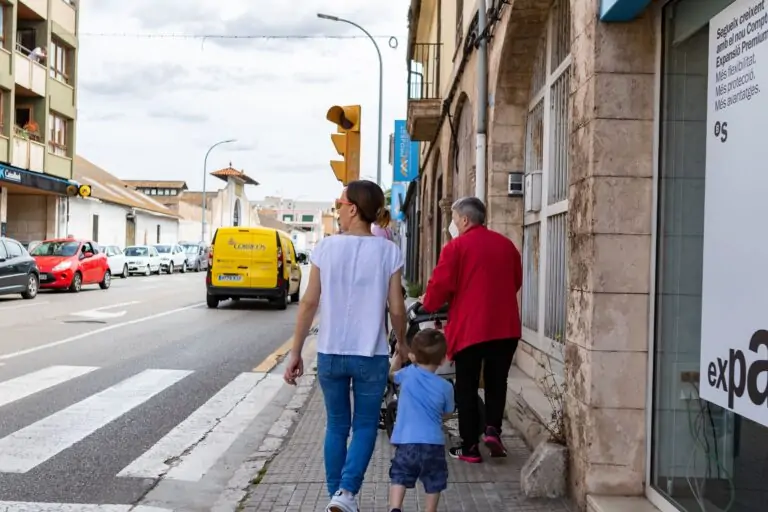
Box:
[422,225,522,359]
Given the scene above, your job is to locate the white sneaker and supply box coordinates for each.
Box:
[326,490,359,512]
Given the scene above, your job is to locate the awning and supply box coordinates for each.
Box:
[0,163,76,195]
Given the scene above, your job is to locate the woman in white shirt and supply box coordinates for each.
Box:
[284,180,407,512]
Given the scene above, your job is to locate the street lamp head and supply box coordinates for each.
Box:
[222,138,236,144]
[317,13,340,21]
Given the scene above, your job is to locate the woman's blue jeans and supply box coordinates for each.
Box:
[317,353,389,497]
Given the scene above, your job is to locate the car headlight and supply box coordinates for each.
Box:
[53,261,72,272]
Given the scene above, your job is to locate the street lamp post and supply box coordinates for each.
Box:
[201,138,236,242]
[317,13,383,186]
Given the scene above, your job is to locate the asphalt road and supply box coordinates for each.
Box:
[0,268,309,511]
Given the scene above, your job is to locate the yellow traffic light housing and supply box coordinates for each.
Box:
[326,105,361,185]
[78,184,92,198]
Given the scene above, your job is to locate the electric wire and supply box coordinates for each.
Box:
[79,32,400,40]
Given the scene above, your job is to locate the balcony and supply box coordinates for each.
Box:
[51,0,77,35]
[12,127,45,172]
[18,0,47,20]
[14,45,47,97]
[407,43,442,142]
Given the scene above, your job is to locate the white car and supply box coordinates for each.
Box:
[99,245,129,278]
[124,245,162,276]
[153,244,188,274]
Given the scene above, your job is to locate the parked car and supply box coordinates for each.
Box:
[97,245,129,279]
[153,244,187,274]
[124,245,162,276]
[0,237,40,299]
[180,242,209,272]
[30,238,111,293]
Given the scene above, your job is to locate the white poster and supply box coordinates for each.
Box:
[700,0,768,426]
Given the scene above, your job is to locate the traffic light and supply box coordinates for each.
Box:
[325,105,361,185]
[66,183,92,198]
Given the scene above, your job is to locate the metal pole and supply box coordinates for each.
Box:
[318,14,383,186]
[201,139,235,242]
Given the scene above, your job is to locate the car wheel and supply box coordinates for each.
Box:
[167,262,174,274]
[274,283,288,311]
[122,264,129,278]
[99,270,112,290]
[21,273,39,300]
[181,261,187,273]
[290,281,301,303]
[145,265,151,277]
[206,294,219,309]
[69,272,82,293]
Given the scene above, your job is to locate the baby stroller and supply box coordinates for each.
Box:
[380,301,485,440]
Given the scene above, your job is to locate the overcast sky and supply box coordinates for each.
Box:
[76,0,409,202]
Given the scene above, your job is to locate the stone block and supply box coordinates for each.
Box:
[565,343,647,409]
[568,290,649,352]
[569,233,651,294]
[594,73,655,121]
[521,441,568,498]
[570,0,598,39]
[569,176,652,235]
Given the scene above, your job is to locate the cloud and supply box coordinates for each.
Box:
[79,63,217,96]
[148,108,209,123]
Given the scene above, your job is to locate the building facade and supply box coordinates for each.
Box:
[0,0,78,244]
[404,0,765,510]
[251,196,334,250]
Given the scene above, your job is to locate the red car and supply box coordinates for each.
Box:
[30,238,112,292]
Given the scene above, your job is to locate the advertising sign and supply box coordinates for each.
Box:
[700,0,768,426]
[392,120,419,183]
[390,182,406,221]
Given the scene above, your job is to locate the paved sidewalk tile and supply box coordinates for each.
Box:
[241,386,571,511]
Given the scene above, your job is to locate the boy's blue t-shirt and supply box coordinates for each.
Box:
[390,364,455,445]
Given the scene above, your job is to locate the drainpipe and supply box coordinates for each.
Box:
[474,0,488,203]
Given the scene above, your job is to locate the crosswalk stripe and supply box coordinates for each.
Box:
[0,502,172,511]
[164,373,284,482]
[0,366,98,409]
[117,371,267,479]
[0,369,191,473]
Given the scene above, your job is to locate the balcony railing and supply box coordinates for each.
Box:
[408,43,441,101]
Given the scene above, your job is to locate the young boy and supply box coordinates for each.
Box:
[388,328,454,512]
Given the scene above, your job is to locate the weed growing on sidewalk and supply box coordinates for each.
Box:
[537,356,566,446]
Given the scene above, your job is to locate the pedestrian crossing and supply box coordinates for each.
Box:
[0,365,285,483]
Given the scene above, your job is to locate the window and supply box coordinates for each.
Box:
[49,38,70,84]
[283,214,294,222]
[455,0,464,52]
[301,214,314,223]
[171,189,178,196]
[0,241,7,260]
[48,112,68,156]
[520,0,571,358]
[0,6,6,51]
[5,240,22,258]
[143,189,150,195]
[150,189,157,195]
[92,214,99,242]
[159,189,166,196]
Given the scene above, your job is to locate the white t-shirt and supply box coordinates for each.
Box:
[311,234,403,357]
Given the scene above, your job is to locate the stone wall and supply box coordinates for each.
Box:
[564,0,656,507]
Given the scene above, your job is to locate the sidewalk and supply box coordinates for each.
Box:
[239,381,572,511]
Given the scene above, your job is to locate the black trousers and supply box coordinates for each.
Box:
[453,338,518,449]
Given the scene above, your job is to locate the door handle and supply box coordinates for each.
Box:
[238,266,248,269]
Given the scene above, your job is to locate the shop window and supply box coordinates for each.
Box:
[520,0,571,358]
[48,112,68,156]
[648,1,767,510]
[283,214,294,222]
[301,214,314,222]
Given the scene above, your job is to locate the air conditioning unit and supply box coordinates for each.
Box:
[508,172,523,196]
[524,171,542,213]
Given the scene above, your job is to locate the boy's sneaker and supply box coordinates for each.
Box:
[483,426,507,457]
[326,490,359,512]
[448,444,482,463]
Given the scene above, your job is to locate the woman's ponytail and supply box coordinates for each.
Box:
[376,207,391,228]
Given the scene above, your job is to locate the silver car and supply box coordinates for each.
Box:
[180,242,209,272]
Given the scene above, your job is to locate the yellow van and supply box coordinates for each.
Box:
[205,226,302,309]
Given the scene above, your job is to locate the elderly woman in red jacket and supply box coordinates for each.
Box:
[421,196,522,463]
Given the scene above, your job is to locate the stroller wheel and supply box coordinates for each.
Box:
[385,401,398,439]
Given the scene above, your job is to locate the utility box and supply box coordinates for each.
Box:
[524,171,542,213]
[508,172,524,196]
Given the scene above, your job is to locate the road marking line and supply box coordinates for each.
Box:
[0,301,49,312]
[0,366,98,409]
[117,372,267,479]
[164,373,284,482]
[0,503,172,511]
[0,369,191,473]
[252,317,319,373]
[92,301,141,311]
[0,303,205,362]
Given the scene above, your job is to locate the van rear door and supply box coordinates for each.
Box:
[211,230,252,288]
[248,231,278,289]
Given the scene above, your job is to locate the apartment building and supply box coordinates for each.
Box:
[251,196,334,250]
[0,0,79,245]
[402,0,765,511]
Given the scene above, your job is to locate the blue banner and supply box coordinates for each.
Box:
[392,120,418,183]
[390,182,406,221]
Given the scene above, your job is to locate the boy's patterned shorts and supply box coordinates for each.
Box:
[389,443,448,494]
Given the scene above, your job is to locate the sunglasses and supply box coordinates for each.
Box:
[335,199,354,210]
